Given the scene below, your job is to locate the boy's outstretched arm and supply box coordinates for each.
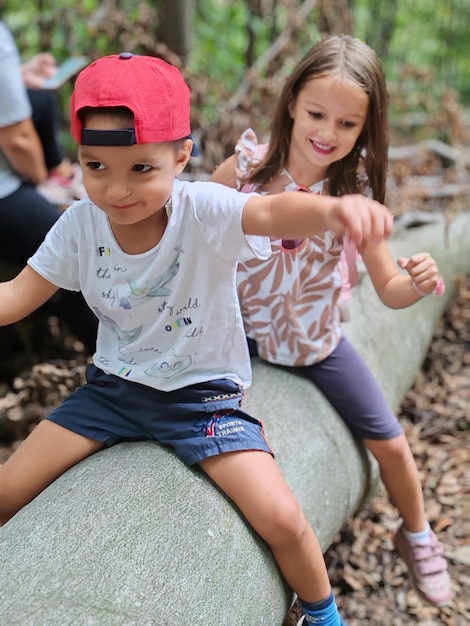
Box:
[242,191,393,247]
[0,266,59,326]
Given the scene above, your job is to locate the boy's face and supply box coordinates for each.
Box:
[78,112,191,234]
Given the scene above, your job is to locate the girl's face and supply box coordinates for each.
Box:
[78,112,191,252]
[287,73,369,186]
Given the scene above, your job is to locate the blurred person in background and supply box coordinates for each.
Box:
[0,20,97,355]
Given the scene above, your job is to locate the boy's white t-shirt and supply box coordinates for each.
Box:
[29,179,271,391]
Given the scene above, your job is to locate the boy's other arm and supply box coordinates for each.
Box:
[0,266,59,326]
[242,192,393,246]
[0,118,48,185]
[210,154,239,188]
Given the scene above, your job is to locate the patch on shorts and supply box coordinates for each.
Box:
[199,411,247,438]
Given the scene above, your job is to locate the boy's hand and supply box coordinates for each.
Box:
[397,253,441,295]
[0,266,59,326]
[328,195,393,247]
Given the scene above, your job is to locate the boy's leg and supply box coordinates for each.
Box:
[199,450,331,603]
[0,419,104,524]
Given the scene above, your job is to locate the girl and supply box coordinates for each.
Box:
[211,35,452,613]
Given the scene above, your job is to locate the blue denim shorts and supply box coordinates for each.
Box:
[46,364,273,465]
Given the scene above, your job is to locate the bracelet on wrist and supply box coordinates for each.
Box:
[413,275,445,297]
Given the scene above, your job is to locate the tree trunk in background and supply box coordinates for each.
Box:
[359,0,398,59]
[37,0,55,52]
[318,0,354,35]
[156,0,194,64]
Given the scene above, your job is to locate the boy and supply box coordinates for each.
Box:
[0,53,392,625]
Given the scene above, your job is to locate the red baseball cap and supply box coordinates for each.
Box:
[70,52,197,154]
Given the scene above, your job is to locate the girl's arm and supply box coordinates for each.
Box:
[360,239,440,309]
[211,154,239,188]
[0,266,59,326]
[242,191,393,248]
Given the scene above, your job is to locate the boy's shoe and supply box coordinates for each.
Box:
[296,616,348,625]
[38,163,86,208]
[393,522,452,607]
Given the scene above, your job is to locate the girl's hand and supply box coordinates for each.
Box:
[397,253,442,296]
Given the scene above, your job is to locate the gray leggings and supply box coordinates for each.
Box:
[248,336,403,441]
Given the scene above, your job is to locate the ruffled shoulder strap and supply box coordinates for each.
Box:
[234,128,268,192]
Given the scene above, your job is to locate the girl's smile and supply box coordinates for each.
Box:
[310,139,336,155]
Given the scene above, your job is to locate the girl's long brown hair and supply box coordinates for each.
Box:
[248,35,389,203]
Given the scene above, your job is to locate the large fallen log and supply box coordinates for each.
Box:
[0,212,469,626]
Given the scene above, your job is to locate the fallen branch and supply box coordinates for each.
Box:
[389,139,470,169]
[397,179,470,199]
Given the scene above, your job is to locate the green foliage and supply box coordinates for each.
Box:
[353,0,470,104]
[3,0,469,142]
[191,1,249,85]
[189,0,285,123]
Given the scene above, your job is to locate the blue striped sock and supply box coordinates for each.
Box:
[300,591,344,625]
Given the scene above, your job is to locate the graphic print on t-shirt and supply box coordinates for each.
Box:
[117,246,183,310]
[93,244,199,379]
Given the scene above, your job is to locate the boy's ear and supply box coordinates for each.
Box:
[175,139,193,174]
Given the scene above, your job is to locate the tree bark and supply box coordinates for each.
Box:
[156,0,194,63]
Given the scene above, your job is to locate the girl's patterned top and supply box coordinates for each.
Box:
[235,128,344,367]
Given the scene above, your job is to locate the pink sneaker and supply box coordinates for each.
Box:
[393,523,452,607]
